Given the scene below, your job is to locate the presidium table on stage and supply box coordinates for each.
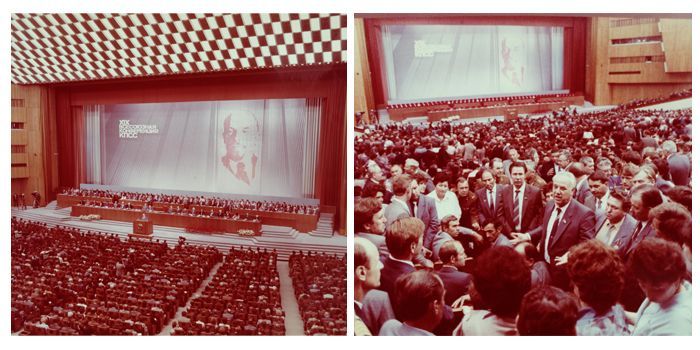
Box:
[57,192,321,236]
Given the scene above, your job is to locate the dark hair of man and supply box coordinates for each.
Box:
[588,170,609,184]
[517,286,579,336]
[392,271,444,322]
[438,240,462,264]
[568,162,587,178]
[354,197,382,233]
[354,239,371,269]
[392,174,412,197]
[473,246,531,318]
[456,177,469,187]
[433,172,450,186]
[413,171,431,185]
[628,238,687,285]
[665,186,692,212]
[629,184,663,210]
[649,202,692,249]
[510,161,527,174]
[385,217,425,258]
[516,242,541,262]
[481,217,502,230]
[361,182,384,199]
[440,214,458,231]
[567,240,625,315]
[608,188,631,212]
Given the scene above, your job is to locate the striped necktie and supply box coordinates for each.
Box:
[513,189,521,229]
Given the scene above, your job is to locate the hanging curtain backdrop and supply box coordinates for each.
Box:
[382,25,565,102]
[84,99,319,198]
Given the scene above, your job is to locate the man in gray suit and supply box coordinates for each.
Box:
[663,140,691,187]
[583,170,611,226]
[511,171,596,291]
[569,162,593,204]
[594,189,638,253]
[385,174,440,264]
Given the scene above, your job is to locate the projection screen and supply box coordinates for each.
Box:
[83,99,320,198]
[381,24,565,102]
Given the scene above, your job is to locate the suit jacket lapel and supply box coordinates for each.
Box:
[549,203,575,248]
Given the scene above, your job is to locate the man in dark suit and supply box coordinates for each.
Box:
[436,240,472,305]
[379,217,424,296]
[619,184,662,259]
[501,162,543,236]
[475,169,504,227]
[583,170,611,226]
[384,174,440,266]
[593,189,638,253]
[511,171,595,291]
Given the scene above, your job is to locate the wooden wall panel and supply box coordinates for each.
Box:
[10,84,49,205]
[610,83,692,105]
[11,107,26,122]
[354,17,373,124]
[609,22,660,39]
[659,19,692,72]
[587,17,691,105]
[609,43,664,57]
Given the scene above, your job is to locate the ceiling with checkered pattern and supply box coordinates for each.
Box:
[11,13,347,85]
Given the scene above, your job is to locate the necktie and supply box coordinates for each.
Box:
[629,221,644,245]
[544,208,562,262]
[596,199,601,209]
[513,189,521,229]
[488,190,495,213]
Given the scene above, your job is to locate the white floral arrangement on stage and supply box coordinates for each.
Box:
[236,229,256,237]
[78,214,101,221]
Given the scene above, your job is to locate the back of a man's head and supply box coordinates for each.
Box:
[517,286,579,336]
[649,202,692,249]
[567,240,624,315]
[385,217,425,260]
[628,238,686,286]
[392,270,444,325]
[392,174,412,197]
[473,246,531,318]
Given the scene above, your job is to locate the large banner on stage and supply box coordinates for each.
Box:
[87,99,318,198]
[216,108,263,194]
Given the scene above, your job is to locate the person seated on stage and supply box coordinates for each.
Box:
[567,239,630,335]
[629,238,691,336]
[379,270,445,336]
[454,246,531,336]
[517,285,579,336]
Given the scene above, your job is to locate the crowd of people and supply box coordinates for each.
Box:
[62,188,320,215]
[11,218,222,335]
[354,93,692,336]
[615,88,691,110]
[289,251,347,335]
[171,247,285,335]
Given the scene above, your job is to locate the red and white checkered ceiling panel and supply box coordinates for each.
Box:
[11,13,347,84]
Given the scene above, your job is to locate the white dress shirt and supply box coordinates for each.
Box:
[543,200,571,263]
[427,190,462,221]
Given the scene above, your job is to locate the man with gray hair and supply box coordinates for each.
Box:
[663,140,691,187]
[596,157,622,190]
[511,171,595,291]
